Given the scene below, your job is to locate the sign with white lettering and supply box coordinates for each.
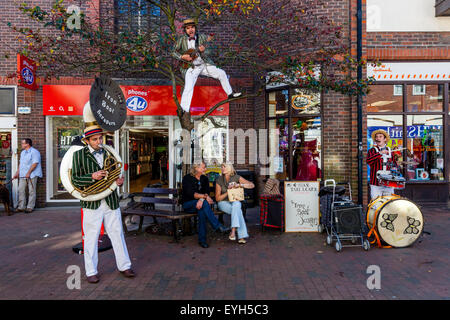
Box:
[284,181,320,232]
[89,76,127,131]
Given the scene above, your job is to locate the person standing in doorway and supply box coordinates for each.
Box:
[12,138,42,213]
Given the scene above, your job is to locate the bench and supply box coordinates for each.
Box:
[121,187,225,242]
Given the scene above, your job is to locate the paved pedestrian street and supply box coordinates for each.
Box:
[0,205,448,300]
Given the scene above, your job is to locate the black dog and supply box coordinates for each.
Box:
[0,183,11,216]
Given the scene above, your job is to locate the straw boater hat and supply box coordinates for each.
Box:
[82,101,105,140]
[183,18,196,28]
[371,129,390,142]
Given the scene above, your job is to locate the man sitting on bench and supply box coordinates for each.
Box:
[182,161,230,248]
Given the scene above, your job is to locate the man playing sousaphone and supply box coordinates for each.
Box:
[172,18,242,113]
[367,129,395,200]
[71,104,135,284]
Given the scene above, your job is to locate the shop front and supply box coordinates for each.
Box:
[265,86,323,182]
[367,62,449,203]
[0,85,18,208]
[43,83,229,204]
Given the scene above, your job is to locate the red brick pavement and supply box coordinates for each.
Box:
[0,204,448,300]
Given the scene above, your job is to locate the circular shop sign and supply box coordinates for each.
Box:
[89,76,127,132]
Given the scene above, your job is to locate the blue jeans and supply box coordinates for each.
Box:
[218,201,249,239]
[183,200,222,244]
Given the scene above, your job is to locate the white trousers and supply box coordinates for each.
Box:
[180,63,233,112]
[370,185,394,200]
[18,177,38,210]
[82,199,131,277]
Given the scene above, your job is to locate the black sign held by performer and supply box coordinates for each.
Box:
[89,76,127,132]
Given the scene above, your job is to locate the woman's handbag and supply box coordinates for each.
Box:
[227,187,245,202]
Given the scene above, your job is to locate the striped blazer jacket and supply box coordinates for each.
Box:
[71,146,120,210]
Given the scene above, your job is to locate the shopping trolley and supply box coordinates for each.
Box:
[319,179,370,252]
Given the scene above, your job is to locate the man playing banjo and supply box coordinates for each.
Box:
[71,105,135,284]
[172,18,242,113]
[366,129,394,200]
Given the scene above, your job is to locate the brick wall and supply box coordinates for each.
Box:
[367,32,450,60]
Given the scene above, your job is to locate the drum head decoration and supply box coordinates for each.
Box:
[376,198,423,247]
[89,76,127,132]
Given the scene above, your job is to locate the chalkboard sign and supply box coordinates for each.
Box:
[89,76,127,131]
[284,181,320,232]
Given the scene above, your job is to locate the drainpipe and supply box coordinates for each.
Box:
[357,0,363,205]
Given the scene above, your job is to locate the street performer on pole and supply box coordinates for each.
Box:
[172,18,242,113]
[71,105,135,284]
[366,129,394,200]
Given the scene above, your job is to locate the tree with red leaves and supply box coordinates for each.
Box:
[4,0,374,130]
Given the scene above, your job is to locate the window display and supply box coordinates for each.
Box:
[292,117,321,181]
[406,115,444,181]
[367,115,404,181]
[48,117,84,200]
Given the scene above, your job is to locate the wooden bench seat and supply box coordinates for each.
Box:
[121,187,225,242]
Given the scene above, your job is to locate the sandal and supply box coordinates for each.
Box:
[238,238,246,244]
[229,235,236,241]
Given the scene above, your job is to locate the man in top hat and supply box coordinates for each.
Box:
[172,18,242,113]
[71,103,135,284]
[366,129,394,200]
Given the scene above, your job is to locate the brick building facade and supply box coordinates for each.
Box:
[0,0,448,209]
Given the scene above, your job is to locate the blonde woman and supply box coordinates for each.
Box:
[182,161,230,248]
[215,163,254,244]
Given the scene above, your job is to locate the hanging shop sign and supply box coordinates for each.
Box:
[43,85,229,116]
[284,181,320,232]
[368,62,450,82]
[17,54,38,91]
[90,76,127,131]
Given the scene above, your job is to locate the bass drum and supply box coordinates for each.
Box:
[60,145,122,201]
[367,195,423,248]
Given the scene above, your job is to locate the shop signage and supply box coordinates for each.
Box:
[284,181,320,232]
[368,62,450,81]
[90,76,127,131]
[17,54,38,91]
[18,106,31,114]
[43,85,229,116]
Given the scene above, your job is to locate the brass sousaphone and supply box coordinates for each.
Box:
[59,76,127,201]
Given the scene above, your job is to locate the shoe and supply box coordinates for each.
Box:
[238,239,247,244]
[87,274,100,284]
[16,208,25,213]
[228,92,242,99]
[216,225,230,234]
[199,242,209,248]
[120,269,136,278]
[25,209,33,214]
[229,234,236,241]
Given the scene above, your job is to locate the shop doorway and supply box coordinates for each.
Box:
[125,128,169,194]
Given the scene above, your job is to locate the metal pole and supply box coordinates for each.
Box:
[357,0,363,205]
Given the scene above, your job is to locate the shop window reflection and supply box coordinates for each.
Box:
[269,118,289,180]
[407,84,443,112]
[268,89,288,117]
[367,85,403,112]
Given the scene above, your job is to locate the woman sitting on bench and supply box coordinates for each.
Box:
[182,161,230,248]
[215,163,254,244]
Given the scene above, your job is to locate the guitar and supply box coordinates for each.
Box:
[180,35,213,69]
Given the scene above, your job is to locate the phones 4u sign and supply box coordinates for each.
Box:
[17,54,38,91]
